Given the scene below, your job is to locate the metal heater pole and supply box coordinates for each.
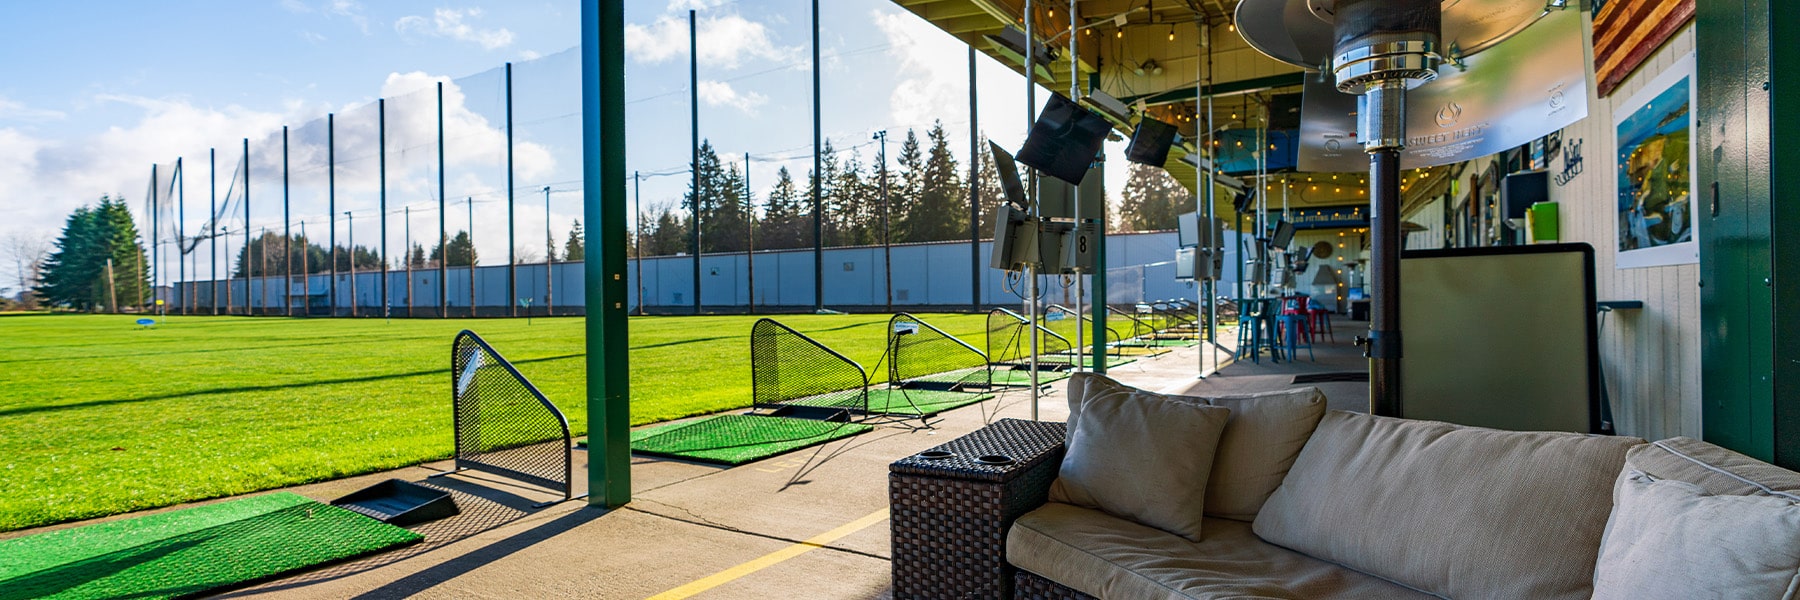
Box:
[1024,0,1038,421]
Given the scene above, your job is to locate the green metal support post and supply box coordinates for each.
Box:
[582,0,631,508]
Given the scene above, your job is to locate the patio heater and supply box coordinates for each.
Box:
[1234,0,1584,416]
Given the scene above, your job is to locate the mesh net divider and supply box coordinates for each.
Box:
[438,330,578,505]
[889,313,990,391]
[1045,304,1127,359]
[985,308,1075,370]
[751,318,870,415]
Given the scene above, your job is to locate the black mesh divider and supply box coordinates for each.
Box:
[1109,305,1156,342]
[985,308,1074,368]
[751,318,870,414]
[446,330,574,502]
[1044,304,1124,358]
[889,313,990,391]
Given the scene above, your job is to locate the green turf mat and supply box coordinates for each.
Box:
[988,369,1072,387]
[865,389,994,416]
[0,492,420,600]
[630,414,872,466]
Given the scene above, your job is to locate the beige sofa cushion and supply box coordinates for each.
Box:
[1062,373,1327,523]
[1624,436,1800,497]
[1008,502,1438,600]
[1253,411,1642,600]
[1204,388,1327,522]
[1590,469,1800,600]
[1051,386,1231,542]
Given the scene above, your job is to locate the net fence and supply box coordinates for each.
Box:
[888,313,988,391]
[985,307,1073,368]
[450,330,574,499]
[750,318,869,413]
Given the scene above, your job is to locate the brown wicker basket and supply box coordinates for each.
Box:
[1013,569,1097,600]
[889,418,1066,599]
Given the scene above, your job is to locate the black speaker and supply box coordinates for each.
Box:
[1017,93,1111,185]
[1232,190,1254,213]
[1126,118,1179,166]
[1502,170,1549,221]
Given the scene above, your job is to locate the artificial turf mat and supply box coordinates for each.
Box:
[864,389,994,415]
[988,368,1072,387]
[629,414,872,466]
[0,492,421,600]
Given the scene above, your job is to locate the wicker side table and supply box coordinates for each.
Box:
[889,418,1067,600]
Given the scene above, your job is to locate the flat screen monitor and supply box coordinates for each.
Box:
[1271,220,1296,249]
[1177,213,1198,248]
[1400,244,1602,434]
[1017,93,1111,185]
[989,141,1027,208]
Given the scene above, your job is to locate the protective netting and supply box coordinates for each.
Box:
[888,313,988,390]
[1109,305,1156,342]
[750,318,869,413]
[450,330,574,499]
[985,308,1073,367]
[1043,304,1125,358]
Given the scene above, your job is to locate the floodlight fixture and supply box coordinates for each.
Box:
[1235,0,1584,416]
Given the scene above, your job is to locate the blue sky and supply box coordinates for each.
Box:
[0,0,1111,284]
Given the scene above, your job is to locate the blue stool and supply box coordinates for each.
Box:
[1236,299,1283,363]
[1278,312,1314,362]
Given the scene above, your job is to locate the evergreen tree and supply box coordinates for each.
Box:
[901,121,966,242]
[408,243,428,268]
[894,129,923,242]
[646,204,690,256]
[802,140,839,248]
[759,167,805,250]
[233,232,333,277]
[1117,162,1191,232]
[833,150,876,246]
[432,231,478,267]
[36,196,150,311]
[564,220,585,261]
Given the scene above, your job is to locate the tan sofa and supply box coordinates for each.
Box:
[993,374,1800,600]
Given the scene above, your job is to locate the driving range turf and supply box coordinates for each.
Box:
[0,311,1081,532]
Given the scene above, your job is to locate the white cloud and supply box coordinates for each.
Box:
[625,13,798,69]
[697,80,768,114]
[395,8,514,50]
[518,49,542,61]
[874,10,969,130]
[0,97,66,122]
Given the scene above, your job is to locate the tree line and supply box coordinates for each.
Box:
[633,121,1195,258]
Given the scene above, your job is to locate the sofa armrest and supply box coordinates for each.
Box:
[889,418,1067,599]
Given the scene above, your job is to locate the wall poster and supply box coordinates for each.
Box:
[1613,51,1697,269]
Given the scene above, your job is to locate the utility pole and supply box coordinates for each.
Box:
[178,157,186,314]
[243,137,250,316]
[283,126,291,317]
[745,152,754,314]
[634,172,644,315]
[210,147,218,315]
[874,130,891,312]
[969,46,981,311]
[405,207,413,317]
[346,211,356,317]
[437,82,448,319]
[301,220,309,313]
[505,62,518,318]
[468,197,477,318]
[545,186,554,317]
[689,9,702,316]
[329,113,339,317]
[379,98,389,320]
[810,0,823,312]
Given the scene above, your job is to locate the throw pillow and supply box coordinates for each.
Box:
[1591,470,1800,600]
[1204,388,1327,522]
[1050,386,1231,542]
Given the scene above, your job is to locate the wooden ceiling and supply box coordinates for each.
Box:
[890,0,1456,223]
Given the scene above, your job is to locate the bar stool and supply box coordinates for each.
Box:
[1278,299,1315,362]
[1236,298,1282,363]
[1306,297,1335,343]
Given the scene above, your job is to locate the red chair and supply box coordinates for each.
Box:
[1306,297,1334,343]
[1279,296,1313,344]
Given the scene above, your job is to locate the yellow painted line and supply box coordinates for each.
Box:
[645,508,891,600]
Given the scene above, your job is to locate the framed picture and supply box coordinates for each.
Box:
[1594,0,1695,97]
[1613,51,1697,269]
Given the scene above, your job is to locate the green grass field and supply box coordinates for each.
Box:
[0,312,1009,532]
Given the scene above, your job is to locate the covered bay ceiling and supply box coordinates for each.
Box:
[891,0,1454,226]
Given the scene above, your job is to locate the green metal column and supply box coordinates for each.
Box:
[1767,0,1800,468]
[582,0,630,508]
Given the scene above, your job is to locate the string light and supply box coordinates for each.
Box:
[1117,29,1124,38]
[1169,26,1176,41]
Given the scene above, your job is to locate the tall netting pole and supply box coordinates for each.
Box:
[810,0,823,312]
[210,148,218,315]
[506,62,517,318]
[283,127,291,317]
[243,137,251,316]
[328,113,338,317]
[438,82,448,319]
[380,99,389,319]
[968,46,980,312]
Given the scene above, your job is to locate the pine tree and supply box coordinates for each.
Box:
[434,231,478,267]
[1117,162,1191,232]
[36,196,150,311]
[759,167,805,250]
[802,140,839,248]
[233,233,333,277]
[647,204,690,256]
[901,121,965,242]
[895,129,923,242]
[408,244,428,269]
[973,135,1007,237]
[564,220,585,261]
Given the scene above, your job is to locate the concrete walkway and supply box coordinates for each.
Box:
[182,322,1366,599]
